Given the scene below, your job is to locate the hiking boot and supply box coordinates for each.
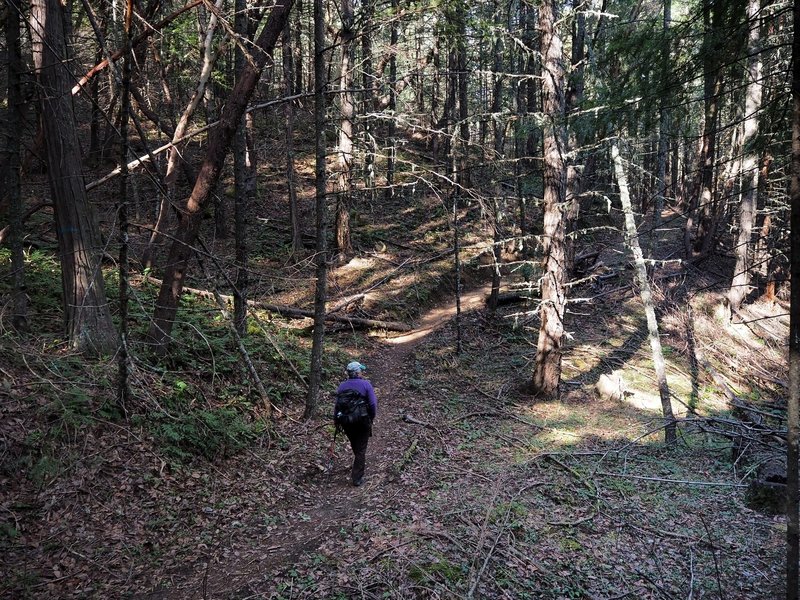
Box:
[353,476,364,487]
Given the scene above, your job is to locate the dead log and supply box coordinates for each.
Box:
[141,276,411,331]
[254,303,411,331]
[489,291,539,306]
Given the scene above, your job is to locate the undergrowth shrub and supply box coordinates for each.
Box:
[143,399,263,462]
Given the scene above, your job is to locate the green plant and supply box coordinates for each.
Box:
[29,455,60,486]
[409,556,465,585]
[152,404,262,461]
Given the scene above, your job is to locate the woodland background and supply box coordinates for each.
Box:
[1,0,799,597]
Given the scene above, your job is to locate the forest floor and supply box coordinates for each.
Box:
[5,270,789,599]
[138,275,787,600]
[0,141,791,598]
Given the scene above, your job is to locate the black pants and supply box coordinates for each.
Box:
[342,420,372,484]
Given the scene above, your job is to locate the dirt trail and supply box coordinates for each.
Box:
[180,286,491,597]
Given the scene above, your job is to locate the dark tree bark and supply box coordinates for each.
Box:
[531,0,567,400]
[361,0,376,202]
[728,0,763,314]
[147,1,295,352]
[283,20,303,260]
[6,0,28,332]
[514,0,533,258]
[233,0,257,336]
[118,0,134,411]
[786,2,800,595]
[304,0,328,419]
[30,0,119,356]
[456,4,470,191]
[652,0,671,257]
[565,5,586,271]
[684,0,726,257]
[488,0,505,312]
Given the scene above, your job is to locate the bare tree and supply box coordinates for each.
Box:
[384,0,399,200]
[142,0,226,270]
[117,0,134,410]
[612,143,677,444]
[147,1,295,353]
[652,0,671,258]
[283,20,303,259]
[30,0,119,356]
[233,0,257,335]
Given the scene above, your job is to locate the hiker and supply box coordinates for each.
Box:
[334,361,378,486]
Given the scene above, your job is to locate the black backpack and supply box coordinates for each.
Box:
[334,389,369,426]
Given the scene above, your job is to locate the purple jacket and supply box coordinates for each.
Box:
[335,377,378,420]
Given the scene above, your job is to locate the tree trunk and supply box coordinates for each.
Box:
[304,0,328,419]
[488,2,505,312]
[293,0,304,94]
[142,0,225,270]
[456,4,470,191]
[30,0,119,356]
[652,0,671,258]
[147,1,294,352]
[361,0,376,202]
[514,0,532,258]
[531,0,567,400]
[728,0,763,314]
[612,143,677,444]
[233,0,256,336]
[334,0,355,261]
[118,0,134,410]
[6,0,28,332]
[786,1,800,595]
[684,0,724,257]
[384,0,399,200]
[565,6,586,271]
[284,20,303,259]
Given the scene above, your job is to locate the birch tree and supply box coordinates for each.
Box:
[612,142,677,444]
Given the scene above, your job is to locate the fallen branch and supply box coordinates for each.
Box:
[141,276,411,331]
[594,471,748,488]
[402,414,438,429]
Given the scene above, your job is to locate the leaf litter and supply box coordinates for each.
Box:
[1,283,788,599]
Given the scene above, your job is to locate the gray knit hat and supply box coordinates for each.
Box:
[346,361,366,374]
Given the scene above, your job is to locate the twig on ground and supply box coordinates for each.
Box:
[699,514,725,599]
[546,512,597,527]
[593,471,748,488]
